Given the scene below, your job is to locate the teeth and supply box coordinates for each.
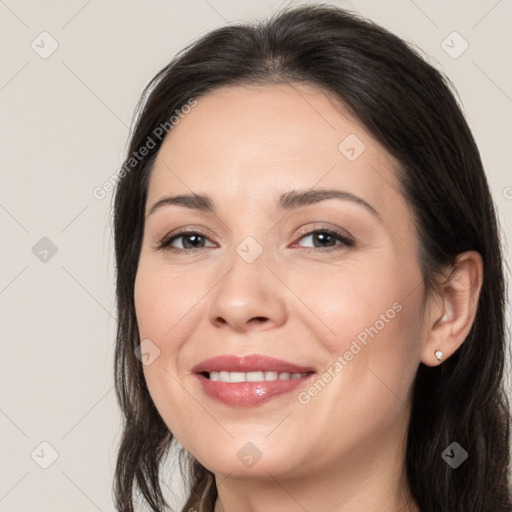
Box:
[229,372,246,383]
[247,371,264,382]
[208,371,309,382]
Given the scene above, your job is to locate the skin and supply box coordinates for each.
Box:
[134,83,483,512]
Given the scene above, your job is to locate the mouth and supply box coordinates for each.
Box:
[191,354,316,407]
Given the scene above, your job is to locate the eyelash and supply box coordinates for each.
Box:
[154,226,355,254]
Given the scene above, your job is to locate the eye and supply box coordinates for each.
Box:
[154,226,354,254]
[292,227,355,251]
[154,230,216,253]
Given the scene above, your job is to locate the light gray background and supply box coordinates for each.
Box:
[1,1,511,510]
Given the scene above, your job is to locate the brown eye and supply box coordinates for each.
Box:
[155,227,354,254]
[294,228,355,251]
[156,230,216,253]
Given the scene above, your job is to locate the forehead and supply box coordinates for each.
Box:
[147,83,404,216]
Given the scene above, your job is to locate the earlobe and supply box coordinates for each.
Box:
[420,250,483,367]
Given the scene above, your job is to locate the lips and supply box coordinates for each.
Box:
[191,354,316,407]
[191,354,315,374]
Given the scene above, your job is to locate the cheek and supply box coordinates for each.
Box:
[316,283,422,426]
[134,263,181,401]
[295,257,423,410]
[134,257,202,344]
[134,259,214,445]
[298,296,422,465]
[287,255,413,349]
[134,276,170,340]
[365,292,423,401]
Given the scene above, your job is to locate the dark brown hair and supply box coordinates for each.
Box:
[111,4,512,511]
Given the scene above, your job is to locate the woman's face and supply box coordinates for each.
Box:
[134,83,428,480]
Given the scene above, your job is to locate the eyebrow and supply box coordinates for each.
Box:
[145,189,381,220]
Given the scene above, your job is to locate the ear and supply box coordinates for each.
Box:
[421,250,483,367]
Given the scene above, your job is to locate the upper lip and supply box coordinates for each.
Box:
[191,354,315,374]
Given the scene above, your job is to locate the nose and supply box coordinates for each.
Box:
[208,247,287,332]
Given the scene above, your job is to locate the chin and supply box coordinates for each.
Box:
[190,443,303,479]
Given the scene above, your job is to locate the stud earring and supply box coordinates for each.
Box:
[434,350,443,361]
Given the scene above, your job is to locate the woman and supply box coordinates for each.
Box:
[111,4,512,511]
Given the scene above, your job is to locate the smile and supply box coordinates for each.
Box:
[191,354,316,407]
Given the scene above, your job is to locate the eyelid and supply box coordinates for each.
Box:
[293,223,354,244]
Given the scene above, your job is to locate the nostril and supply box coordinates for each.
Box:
[251,317,268,323]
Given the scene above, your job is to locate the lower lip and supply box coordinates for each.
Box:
[195,373,315,407]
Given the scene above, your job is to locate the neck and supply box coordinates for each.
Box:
[214,471,418,512]
[212,417,419,512]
